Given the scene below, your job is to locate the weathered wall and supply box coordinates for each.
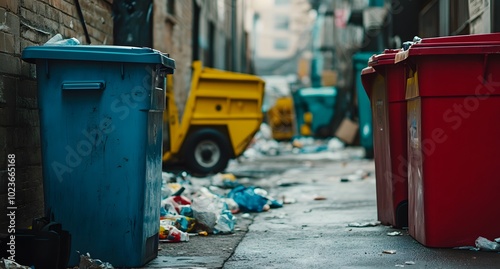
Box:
[153,0,193,118]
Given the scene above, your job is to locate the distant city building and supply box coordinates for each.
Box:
[248,0,315,76]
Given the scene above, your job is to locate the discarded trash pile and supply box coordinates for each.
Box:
[242,123,347,158]
[158,172,283,243]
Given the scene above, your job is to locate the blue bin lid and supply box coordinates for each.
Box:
[21,45,175,70]
[297,87,337,97]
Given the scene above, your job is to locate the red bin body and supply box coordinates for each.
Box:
[361,50,408,228]
[403,33,500,247]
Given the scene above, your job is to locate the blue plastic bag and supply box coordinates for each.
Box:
[228,186,269,212]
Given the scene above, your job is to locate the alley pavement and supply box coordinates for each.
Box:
[144,146,500,269]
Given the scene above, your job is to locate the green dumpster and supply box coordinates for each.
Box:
[353,52,375,158]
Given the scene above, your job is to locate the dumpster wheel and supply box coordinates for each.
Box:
[184,128,231,176]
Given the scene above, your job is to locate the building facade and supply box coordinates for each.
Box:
[249,0,315,76]
[419,0,500,37]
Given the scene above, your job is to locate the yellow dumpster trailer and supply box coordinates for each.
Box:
[162,61,265,175]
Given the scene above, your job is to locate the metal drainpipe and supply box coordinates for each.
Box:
[74,0,91,44]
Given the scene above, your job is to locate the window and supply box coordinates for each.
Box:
[450,0,469,35]
[274,38,289,50]
[167,0,175,15]
[275,15,289,30]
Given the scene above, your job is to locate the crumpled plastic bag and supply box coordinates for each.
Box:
[0,258,31,269]
[191,187,236,234]
[161,186,192,214]
[44,33,80,46]
[160,214,196,232]
[476,236,500,252]
[78,252,114,269]
[159,223,189,243]
[213,206,236,234]
[227,186,269,212]
[347,221,381,228]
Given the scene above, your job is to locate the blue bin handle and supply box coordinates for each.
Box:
[62,81,106,91]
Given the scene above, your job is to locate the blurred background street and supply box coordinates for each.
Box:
[2,0,500,268]
[147,143,500,268]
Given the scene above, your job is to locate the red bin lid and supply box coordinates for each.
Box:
[368,49,400,67]
[419,32,500,45]
[402,33,500,59]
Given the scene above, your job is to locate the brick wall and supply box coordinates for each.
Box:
[0,0,113,230]
[153,0,193,116]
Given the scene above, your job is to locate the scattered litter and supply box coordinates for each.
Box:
[253,138,280,156]
[241,213,252,219]
[387,231,403,236]
[44,33,80,46]
[180,205,194,218]
[257,122,273,140]
[475,236,500,252]
[78,252,114,268]
[211,173,241,189]
[268,198,284,209]
[304,209,313,213]
[405,261,415,265]
[214,208,237,234]
[292,137,315,148]
[160,215,196,233]
[282,196,297,204]
[453,246,479,251]
[327,137,345,151]
[313,195,327,201]
[192,188,236,234]
[0,258,31,269]
[174,171,192,185]
[457,237,500,252]
[228,186,270,212]
[198,231,208,236]
[277,180,302,187]
[159,223,189,243]
[395,264,404,267]
[162,191,192,214]
[300,145,328,154]
[348,221,381,228]
[382,250,397,254]
[340,178,350,182]
[222,197,240,213]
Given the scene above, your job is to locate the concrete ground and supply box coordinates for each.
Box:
[143,147,500,269]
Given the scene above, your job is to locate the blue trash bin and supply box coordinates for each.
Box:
[292,86,337,138]
[353,52,375,158]
[22,45,175,267]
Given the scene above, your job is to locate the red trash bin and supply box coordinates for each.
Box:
[361,49,408,229]
[401,33,500,247]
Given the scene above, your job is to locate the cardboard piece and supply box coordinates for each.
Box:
[335,117,359,144]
